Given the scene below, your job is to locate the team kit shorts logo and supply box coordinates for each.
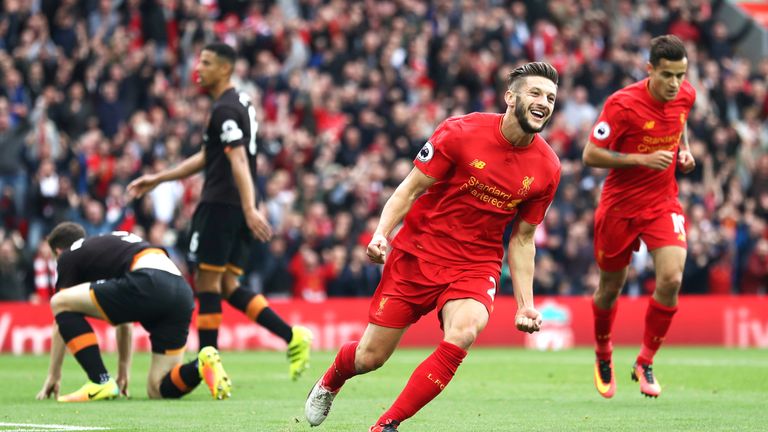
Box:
[593,121,610,140]
[417,142,435,162]
[220,119,244,143]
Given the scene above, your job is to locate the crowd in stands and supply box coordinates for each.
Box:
[0,0,766,303]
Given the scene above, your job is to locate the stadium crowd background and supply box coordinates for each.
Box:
[0,0,766,303]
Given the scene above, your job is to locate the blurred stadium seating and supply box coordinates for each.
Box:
[0,0,765,303]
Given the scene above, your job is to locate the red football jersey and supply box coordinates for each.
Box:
[590,78,696,216]
[391,112,561,269]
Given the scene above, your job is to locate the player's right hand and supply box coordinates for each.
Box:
[641,150,674,170]
[244,207,273,242]
[127,175,159,199]
[366,234,388,264]
[116,372,130,398]
[36,376,60,400]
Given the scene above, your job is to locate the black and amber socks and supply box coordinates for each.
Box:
[55,311,110,384]
[197,292,222,349]
[159,361,202,398]
[227,288,292,344]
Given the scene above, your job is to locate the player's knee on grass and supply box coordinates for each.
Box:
[147,377,163,399]
[148,353,183,399]
[147,367,168,399]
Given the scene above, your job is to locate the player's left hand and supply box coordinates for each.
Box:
[678,150,696,174]
[515,307,542,334]
[36,375,60,400]
[366,233,388,264]
[117,372,130,398]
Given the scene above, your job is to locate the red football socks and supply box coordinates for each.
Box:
[637,297,678,365]
[592,300,617,361]
[376,341,467,425]
[321,341,359,392]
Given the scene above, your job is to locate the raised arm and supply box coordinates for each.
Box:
[366,167,436,264]
[127,149,206,198]
[507,219,542,333]
[226,145,272,242]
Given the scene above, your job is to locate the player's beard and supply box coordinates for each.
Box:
[515,96,549,134]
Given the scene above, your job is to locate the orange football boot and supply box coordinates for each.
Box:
[594,358,616,398]
[631,362,661,398]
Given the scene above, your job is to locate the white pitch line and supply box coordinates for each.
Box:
[0,423,110,431]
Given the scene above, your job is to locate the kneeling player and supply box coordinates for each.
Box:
[36,222,231,402]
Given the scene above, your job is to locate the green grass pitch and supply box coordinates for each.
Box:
[1,347,765,431]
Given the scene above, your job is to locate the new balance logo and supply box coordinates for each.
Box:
[643,121,655,130]
[469,159,486,169]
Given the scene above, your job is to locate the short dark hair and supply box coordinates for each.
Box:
[48,222,86,252]
[203,42,237,65]
[649,35,687,66]
[507,62,559,91]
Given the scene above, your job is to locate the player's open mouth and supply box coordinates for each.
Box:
[530,109,546,120]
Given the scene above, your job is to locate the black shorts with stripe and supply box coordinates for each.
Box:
[91,268,194,354]
[187,201,253,274]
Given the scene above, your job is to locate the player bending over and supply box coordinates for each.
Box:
[37,222,230,402]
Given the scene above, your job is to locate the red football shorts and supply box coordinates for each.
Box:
[368,248,500,329]
[593,204,688,272]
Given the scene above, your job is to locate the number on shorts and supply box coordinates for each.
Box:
[487,276,497,301]
[671,213,686,234]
